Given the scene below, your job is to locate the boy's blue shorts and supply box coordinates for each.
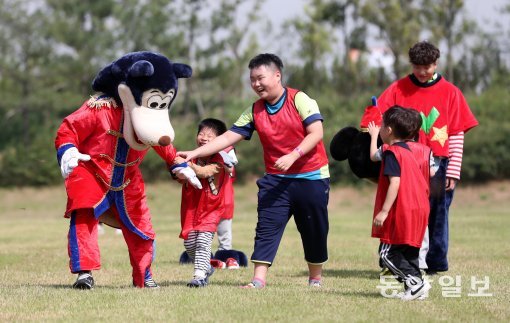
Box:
[251,174,330,265]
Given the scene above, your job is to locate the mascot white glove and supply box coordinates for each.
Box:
[219,150,238,168]
[170,163,202,189]
[60,147,91,178]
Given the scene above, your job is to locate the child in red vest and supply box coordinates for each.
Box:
[176,118,235,287]
[368,106,433,301]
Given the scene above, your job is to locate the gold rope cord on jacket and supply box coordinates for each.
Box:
[99,154,139,167]
[95,174,131,191]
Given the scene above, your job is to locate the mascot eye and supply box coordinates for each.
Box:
[147,95,171,110]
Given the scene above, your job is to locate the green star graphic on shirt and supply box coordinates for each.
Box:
[420,107,440,134]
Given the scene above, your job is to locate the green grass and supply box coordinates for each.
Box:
[0,181,509,322]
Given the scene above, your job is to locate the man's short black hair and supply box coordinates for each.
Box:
[383,106,422,140]
[409,41,440,65]
[248,53,284,72]
[197,118,227,136]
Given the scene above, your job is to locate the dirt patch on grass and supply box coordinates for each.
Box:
[453,181,510,208]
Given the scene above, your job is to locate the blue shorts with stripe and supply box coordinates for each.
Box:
[251,174,330,265]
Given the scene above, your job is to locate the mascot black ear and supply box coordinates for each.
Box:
[330,126,359,161]
[348,132,381,179]
[173,63,192,79]
[129,60,155,78]
[329,96,383,181]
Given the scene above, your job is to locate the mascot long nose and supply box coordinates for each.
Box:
[158,136,171,146]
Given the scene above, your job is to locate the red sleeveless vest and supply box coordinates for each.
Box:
[372,144,430,247]
[252,88,328,174]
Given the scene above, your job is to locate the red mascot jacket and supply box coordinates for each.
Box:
[55,97,176,240]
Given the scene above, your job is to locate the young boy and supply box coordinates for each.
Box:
[368,106,432,301]
[369,107,437,275]
[176,118,234,287]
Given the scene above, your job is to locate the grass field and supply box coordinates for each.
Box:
[0,180,509,322]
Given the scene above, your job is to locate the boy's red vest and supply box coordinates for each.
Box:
[372,144,430,248]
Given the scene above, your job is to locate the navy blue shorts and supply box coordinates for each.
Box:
[251,175,329,265]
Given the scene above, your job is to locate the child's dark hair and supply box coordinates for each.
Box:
[408,108,423,141]
[197,118,227,136]
[409,41,440,65]
[248,53,284,72]
[383,106,422,140]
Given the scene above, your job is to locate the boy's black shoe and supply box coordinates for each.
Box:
[425,270,438,276]
[73,271,94,290]
[132,277,160,289]
[144,277,160,289]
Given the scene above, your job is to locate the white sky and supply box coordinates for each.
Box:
[263,0,508,28]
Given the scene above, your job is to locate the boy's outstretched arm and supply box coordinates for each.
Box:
[178,130,244,162]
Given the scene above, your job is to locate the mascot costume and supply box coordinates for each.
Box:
[55,51,201,289]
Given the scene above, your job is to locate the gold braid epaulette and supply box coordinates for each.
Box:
[87,94,119,110]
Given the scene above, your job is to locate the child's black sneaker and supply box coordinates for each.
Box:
[73,271,94,290]
[204,266,215,284]
[144,277,160,289]
[187,278,208,288]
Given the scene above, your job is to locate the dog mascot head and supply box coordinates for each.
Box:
[92,51,192,151]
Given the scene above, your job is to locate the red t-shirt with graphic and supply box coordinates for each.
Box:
[378,75,478,157]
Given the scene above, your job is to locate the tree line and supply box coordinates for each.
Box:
[1,0,509,187]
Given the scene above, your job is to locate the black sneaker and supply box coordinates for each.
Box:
[186,278,208,288]
[204,266,215,284]
[73,271,94,290]
[425,270,439,276]
[144,277,160,289]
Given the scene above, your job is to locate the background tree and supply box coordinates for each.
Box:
[282,0,334,91]
[421,0,475,83]
[0,0,509,186]
[360,0,423,77]
[189,0,264,119]
[0,0,55,148]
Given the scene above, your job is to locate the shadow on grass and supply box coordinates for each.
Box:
[37,284,72,289]
[323,268,379,279]
[321,289,382,298]
[293,269,379,280]
[37,284,138,290]
[155,281,383,298]
[35,282,382,298]
[158,280,246,287]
